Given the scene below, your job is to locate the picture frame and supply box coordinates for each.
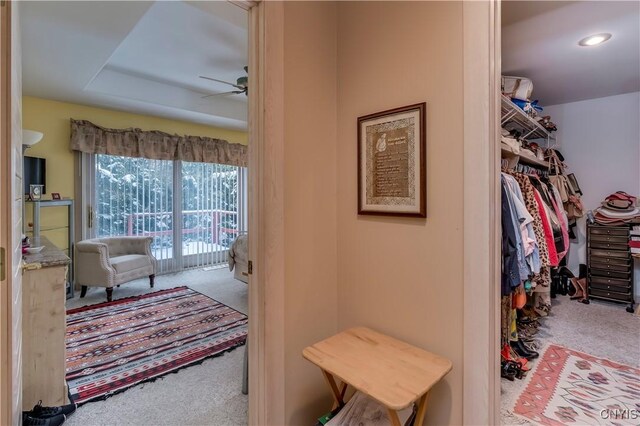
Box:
[357,102,426,217]
[51,192,61,200]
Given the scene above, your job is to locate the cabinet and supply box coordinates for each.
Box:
[586,223,635,313]
[22,237,70,409]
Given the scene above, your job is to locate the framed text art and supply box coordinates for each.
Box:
[357,102,426,217]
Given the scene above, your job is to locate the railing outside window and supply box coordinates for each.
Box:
[93,154,245,274]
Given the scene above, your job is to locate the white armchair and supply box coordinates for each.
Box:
[75,236,156,302]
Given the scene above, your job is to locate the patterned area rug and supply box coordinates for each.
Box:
[513,344,640,425]
[66,286,248,405]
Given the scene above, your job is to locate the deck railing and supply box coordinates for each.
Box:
[125,209,239,245]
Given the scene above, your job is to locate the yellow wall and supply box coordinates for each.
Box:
[22,96,247,250]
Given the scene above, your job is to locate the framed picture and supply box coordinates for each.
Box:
[357,102,426,217]
[51,192,61,200]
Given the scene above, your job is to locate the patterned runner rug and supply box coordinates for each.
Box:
[66,286,248,405]
[513,344,640,425]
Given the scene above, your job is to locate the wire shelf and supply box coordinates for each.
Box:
[501,95,555,146]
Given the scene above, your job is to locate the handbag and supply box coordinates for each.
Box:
[566,195,585,219]
[547,150,571,202]
[566,173,583,196]
[513,285,527,309]
[549,175,569,202]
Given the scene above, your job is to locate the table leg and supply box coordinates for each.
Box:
[386,408,402,426]
[327,381,349,411]
[321,370,345,408]
[413,392,430,426]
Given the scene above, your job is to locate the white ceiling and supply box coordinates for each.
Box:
[21,1,248,130]
[502,1,640,106]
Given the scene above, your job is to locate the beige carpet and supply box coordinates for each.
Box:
[500,296,640,425]
[65,267,248,426]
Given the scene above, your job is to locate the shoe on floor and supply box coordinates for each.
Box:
[22,414,66,426]
[25,400,77,419]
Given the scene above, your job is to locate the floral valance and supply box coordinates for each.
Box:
[70,119,247,167]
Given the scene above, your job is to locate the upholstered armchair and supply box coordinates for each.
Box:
[75,236,156,302]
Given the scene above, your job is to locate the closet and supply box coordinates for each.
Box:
[499,86,578,379]
[499,1,639,425]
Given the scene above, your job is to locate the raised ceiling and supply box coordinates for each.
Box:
[502,1,640,106]
[21,1,248,130]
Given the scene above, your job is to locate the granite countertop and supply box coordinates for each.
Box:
[22,236,70,268]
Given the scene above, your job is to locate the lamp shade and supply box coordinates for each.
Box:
[22,129,43,146]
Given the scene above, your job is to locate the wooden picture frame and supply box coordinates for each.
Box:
[51,193,61,200]
[357,102,426,217]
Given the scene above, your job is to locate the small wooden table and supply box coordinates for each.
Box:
[303,327,452,426]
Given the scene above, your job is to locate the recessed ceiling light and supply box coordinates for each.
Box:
[578,33,612,47]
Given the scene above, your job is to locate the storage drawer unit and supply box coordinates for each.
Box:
[587,223,635,313]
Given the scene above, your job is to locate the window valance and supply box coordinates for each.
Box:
[70,119,247,167]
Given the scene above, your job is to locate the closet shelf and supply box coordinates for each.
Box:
[501,146,549,168]
[501,95,555,145]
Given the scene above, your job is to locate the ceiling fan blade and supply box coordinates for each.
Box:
[201,90,244,99]
[199,75,244,90]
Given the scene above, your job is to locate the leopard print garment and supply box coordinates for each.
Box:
[511,173,550,270]
[511,173,552,316]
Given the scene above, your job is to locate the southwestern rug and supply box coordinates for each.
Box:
[513,344,640,425]
[66,286,248,405]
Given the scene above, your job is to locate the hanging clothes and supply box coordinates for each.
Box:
[503,173,541,275]
[531,177,565,260]
[511,173,551,273]
[533,188,559,267]
[549,184,570,262]
[501,177,521,296]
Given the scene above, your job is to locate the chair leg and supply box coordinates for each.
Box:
[80,286,87,298]
[149,274,155,288]
[106,287,113,302]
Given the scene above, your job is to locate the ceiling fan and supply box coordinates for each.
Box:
[200,66,248,98]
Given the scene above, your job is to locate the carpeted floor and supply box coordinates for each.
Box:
[501,296,640,425]
[64,267,248,426]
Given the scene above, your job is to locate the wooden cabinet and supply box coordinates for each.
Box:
[22,237,69,409]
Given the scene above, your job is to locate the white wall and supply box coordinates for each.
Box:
[545,92,640,296]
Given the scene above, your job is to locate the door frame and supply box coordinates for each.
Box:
[244,1,286,424]
[2,1,501,424]
[0,2,13,424]
[462,1,502,424]
[247,0,504,424]
[0,1,21,424]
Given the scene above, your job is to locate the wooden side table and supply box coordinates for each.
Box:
[303,327,452,426]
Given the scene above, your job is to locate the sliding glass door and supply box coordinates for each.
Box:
[88,154,245,274]
[181,161,244,269]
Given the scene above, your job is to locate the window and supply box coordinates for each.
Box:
[88,154,246,274]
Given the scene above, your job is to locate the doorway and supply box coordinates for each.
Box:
[10,1,257,423]
[498,2,640,424]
